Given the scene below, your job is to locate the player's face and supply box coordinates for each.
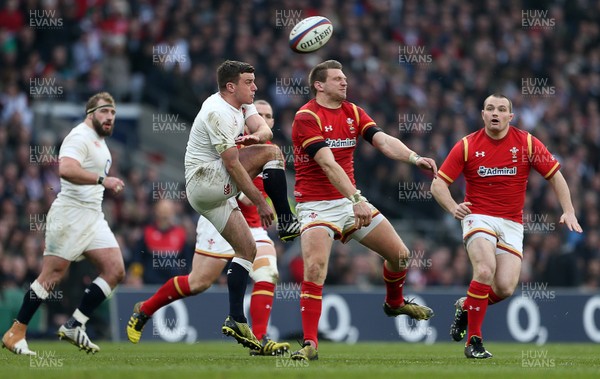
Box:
[89,100,116,137]
[255,103,274,129]
[233,72,257,105]
[320,69,347,102]
[481,97,513,136]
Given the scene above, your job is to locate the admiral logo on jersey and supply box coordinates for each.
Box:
[477,166,517,177]
[326,137,356,148]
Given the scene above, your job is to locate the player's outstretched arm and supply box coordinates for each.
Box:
[547,171,583,233]
[430,177,471,220]
[371,132,437,175]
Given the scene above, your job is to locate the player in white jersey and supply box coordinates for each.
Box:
[126,61,299,352]
[2,92,126,356]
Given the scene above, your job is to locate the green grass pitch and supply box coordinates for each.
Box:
[1,341,599,379]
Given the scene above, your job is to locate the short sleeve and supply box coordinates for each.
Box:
[293,110,325,149]
[242,104,258,120]
[530,135,561,179]
[355,105,377,136]
[59,133,88,163]
[438,139,466,184]
[206,111,238,155]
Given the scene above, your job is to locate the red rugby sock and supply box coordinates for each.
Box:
[464,280,491,342]
[383,263,407,308]
[300,281,323,348]
[141,276,192,316]
[488,288,504,305]
[250,281,275,340]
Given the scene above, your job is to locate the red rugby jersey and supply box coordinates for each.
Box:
[292,99,376,202]
[437,126,561,223]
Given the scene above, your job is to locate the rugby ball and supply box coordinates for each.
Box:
[289,16,333,53]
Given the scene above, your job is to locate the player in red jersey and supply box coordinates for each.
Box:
[126,100,290,355]
[431,94,582,359]
[289,60,437,361]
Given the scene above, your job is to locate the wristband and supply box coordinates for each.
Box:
[97,176,105,185]
[409,152,421,165]
[349,190,366,205]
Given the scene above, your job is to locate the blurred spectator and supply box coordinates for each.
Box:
[127,199,191,285]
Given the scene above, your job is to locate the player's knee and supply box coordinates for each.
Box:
[114,267,126,284]
[188,278,212,294]
[43,268,67,285]
[236,245,257,262]
[495,285,514,299]
[268,144,283,159]
[386,247,410,269]
[473,266,494,283]
[304,260,326,282]
[101,263,125,286]
[250,256,279,284]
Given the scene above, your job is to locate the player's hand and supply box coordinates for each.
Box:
[416,156,438,176]
[453,202,472,220]
[353,201,372,229]
[559,212,583,233]
[256,202,275,228]
[103,176,125,194]
[235,135,260,146]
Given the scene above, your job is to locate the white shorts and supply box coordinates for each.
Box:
[296,198,384,243]
[461,214,523,259]
[44,204,119,262]
[186,160,238,232]
[194,216,273,260]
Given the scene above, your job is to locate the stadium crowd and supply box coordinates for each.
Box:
[0,0,599,335]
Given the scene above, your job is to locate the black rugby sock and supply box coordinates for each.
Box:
[227,261,250,323]
[262,168,294,224]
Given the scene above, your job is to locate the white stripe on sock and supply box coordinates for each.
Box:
[30,280,49,300]
[93,277,112,297]
[73,308,89,325]
[231,257,252,272]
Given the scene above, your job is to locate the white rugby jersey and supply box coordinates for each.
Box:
[184,92,257,183]
[55,123,112,210]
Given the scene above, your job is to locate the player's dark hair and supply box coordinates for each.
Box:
[308,60,343,96]
[486,93,513,112]
[85,92,115,114]
[217,60,255,90]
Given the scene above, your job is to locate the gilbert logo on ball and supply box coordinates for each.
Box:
[289,16,333,53]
